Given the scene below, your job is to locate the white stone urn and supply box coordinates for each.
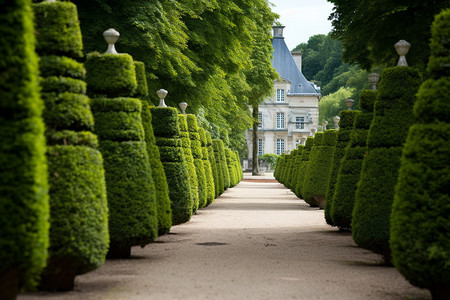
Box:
[394,40,411,67]
[322,120,328,130]
[103,28,120,54]
[179,102,188,114]
[345,99,354,110]
[300,136,307,145]
[368,73,380,90]
[157,89,168,107]
[310,127,317,137]
[333,116,340,130]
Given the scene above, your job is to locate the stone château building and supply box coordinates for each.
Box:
[246,26,320,161]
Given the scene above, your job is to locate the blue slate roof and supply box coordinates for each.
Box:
[272,37,320,95]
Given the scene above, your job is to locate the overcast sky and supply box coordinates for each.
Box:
[269,0,335,50]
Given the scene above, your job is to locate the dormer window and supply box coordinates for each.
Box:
[276,89,285,102]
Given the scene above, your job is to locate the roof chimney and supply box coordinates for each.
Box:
[273,25,285,39]
[291,51,302,72]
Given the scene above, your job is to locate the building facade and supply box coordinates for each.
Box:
[246,26,321,159]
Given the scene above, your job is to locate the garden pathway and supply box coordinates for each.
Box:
[20,173,430,300]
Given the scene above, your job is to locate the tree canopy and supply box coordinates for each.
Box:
[328,0,450,71]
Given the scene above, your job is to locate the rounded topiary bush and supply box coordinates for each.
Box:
[330,90,376,230]
[34,0,110,290]
[85,52,137,97]
[390,10,450,299]
[206,131,220,198]
[352,66,421,263]
[324,110,359,227]
[212,139,226,195]
[303,130,337,208]
[140,102,172,235]
[294,136,314,199]
[33,0,83,58]
[0,1,49,297]
[178,114,199,213]
[199,128,215,206]
[187,114,207,208]
[152,107,192,224]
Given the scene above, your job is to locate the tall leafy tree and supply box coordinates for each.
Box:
[328,0,450,71]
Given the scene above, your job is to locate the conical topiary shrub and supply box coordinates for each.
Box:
[324,110,359,227]
[86,48,158,258]
[291,145,304,194]
[34,0,109,290]
[199,128,215,206]
[0,1,49,297]
[134,61,172,235]
[294,136,314,199]
[352,66,422,263]
[187,114,207,209]
[303,130,337,208]
[152,107,192,224]
[331,90,376,230]
[284,149,298,190]
[178,114,199,213]
[274,154,285,182]
[206,131,220,198]
[390,10,450,299]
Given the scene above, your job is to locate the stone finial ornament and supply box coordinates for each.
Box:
[322,120,328,130]
[300,136,307,145]
[368,73,380,91]
[310,127,317,137]
[333,116,340,129]
[345,99,355,110]
[179,102,188,114]
[394,40,411,67]
[157,89,168,107]
[103,28,120,54]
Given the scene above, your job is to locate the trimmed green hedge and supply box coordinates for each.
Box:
[207,131,220,198]
[99,140,158,255]
[46,130,98,148]
[330,90,376,230]
[39,145,108,290]
[352,67,421,263]
[42,92,94,132]
[141,102,172,235]
[187,115,207,208]
[324,110,359,226]
[390,10,450,298]
[39,55,85,79]
[294,136,314,198]
[233,150,243,182]
[199,128,215,206]
[303,130,337,208]
[33,1,83,58]
[284,149,298,190]
[225,148,238,188]
[85,52,137,97]
[291,146,304,195]
[212,139,226,195]
[133,61,148,98]
[218,139,230,190]
[152,107,192,224]
[40,76,86,95]
[91,98,144,142]
[178,114,199,213]
[0,0,49,295]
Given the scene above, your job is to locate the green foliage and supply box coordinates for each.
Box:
[152,108,192,224]
[303,130,337,208]
[318,87,354,126]
[178,115,199,213]
[42,92,94,132]
[207,131,220,198]
[328,0,448,71]
[0,0,49,291]
[324,110,359,226]
[225,148,238,188]
[39,55,85,79]
[40,145,108,288]
[352,67,421,262]
[151,107,179,138]
[290,147,303,195]
[46,130,98,148]
[199,128,215,206]
[212,140,226,195]
[258,153,278,170]
[99,140,158,248]
[233,150,243,182]
[33,1,83,58]
[284,149,298,190]
[390,12,450,296]
[187,115,207,208]
[140,103,172,235]
[133,61,148,98]
[40,76,86,95]
[91,98,144,142]
[330,90,376,229]
[294,137,315,198]
[85,52,137,97]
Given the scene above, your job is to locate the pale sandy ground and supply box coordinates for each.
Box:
[20,172,431,300]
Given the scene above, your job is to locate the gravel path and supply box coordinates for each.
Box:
[20,173,431,300]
